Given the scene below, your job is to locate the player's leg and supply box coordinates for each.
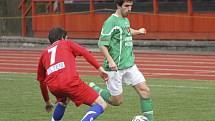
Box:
[134,82,154,121]
[89,71,124,106]
[89,82,111,103]
[128,65,154,121]
[79,83,107,121]
[81,96,107,121]
[51,97,69,121]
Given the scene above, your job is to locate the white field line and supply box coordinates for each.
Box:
[88,82,215,90]
[1,68,214,79]
[0,71,213,81]
[149,84,215,90]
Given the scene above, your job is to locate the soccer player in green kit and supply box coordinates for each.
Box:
[89,0,154,120]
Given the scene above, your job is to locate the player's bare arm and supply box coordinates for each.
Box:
[99,46,118,71]
[38,80,53,113]
[130,28,146,35]
[45,100,54,113]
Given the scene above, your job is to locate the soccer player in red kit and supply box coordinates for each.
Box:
[37,27,108,121]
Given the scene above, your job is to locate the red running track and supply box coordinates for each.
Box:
[0,49,215,81]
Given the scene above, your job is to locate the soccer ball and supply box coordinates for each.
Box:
[132,115,148,121]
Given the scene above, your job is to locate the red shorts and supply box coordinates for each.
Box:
[49,81,99,107]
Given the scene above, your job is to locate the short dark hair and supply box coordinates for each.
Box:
[48,27,67,44]
[115,0,133,7]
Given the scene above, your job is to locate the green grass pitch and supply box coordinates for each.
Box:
[0,73,215,121]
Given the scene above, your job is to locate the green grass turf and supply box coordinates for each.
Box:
[0,73,215,121]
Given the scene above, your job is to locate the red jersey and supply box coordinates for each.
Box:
[37,40,100,102]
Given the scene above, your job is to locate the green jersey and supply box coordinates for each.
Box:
[98,14,135,71]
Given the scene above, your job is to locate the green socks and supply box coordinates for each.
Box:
[89,82,154,121]
[140,98,154,121]
[99,88,111,102]
[89,82,111,102]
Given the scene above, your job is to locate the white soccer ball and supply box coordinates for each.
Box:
[132,115,148,121]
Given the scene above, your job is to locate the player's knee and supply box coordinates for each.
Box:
[111,100,123,106]
[95,96,107,110]
[136,83,151,98]
[110,97,123,106]
[139,86,150,98]
[100,99,107,110]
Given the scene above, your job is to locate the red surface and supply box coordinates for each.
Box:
[18,0,215,39]
[32,13,215,40]
[0,49,215,81]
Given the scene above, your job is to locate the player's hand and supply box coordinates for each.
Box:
[45,100,54,113]
[98,67,109,81]
[138,28,146,34]
[109,61,118,71]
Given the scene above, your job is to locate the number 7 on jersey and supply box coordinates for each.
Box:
[48,45,57,65]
